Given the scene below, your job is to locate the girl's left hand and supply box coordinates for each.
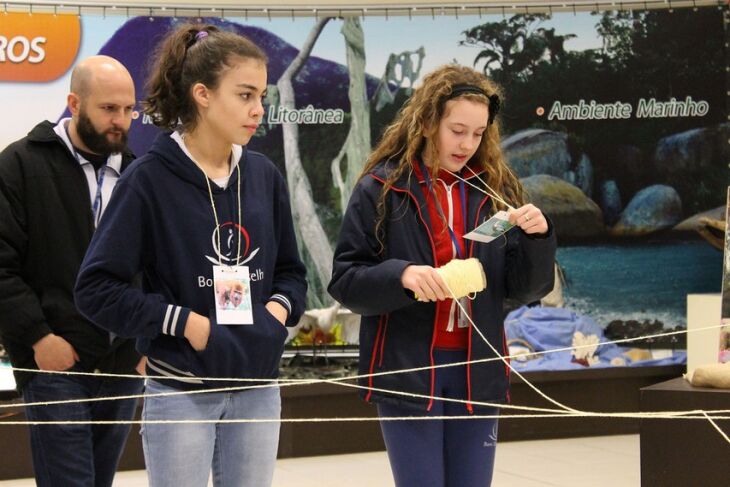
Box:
[508,204,548,235]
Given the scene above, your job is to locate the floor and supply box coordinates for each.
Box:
[0,434,640,486]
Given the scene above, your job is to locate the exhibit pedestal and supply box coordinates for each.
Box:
[640,377,730,487]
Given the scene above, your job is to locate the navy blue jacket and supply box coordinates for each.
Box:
[75,132,307,388]
[328,161,556,411]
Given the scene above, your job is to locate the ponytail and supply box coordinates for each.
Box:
[142,23,267,131]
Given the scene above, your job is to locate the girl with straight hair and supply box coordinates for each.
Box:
[75,24,307,487]
[329,64,556,487]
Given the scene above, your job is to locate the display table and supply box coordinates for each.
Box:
[640,377,730,487]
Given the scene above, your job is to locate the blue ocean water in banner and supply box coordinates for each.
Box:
[558,241,723,328]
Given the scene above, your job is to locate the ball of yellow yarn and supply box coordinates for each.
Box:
[436,258,487,299]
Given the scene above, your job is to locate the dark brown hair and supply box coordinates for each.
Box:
[143,23,267,131]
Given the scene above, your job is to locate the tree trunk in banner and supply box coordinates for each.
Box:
[277,17,333,303]
[331,17,371,214]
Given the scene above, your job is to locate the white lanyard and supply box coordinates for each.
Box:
[90,164,106,226]
[67,139,108,227]
[184,138,243,267]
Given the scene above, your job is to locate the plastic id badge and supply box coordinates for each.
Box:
[464,210,515,243]
[213,266,253,325]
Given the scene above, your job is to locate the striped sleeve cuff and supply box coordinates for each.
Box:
[268,293,292,315]
[160,304,191,338]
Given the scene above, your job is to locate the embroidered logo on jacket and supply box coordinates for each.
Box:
[205,221,260,266]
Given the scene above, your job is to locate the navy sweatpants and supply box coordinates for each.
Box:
[377,349,499,487]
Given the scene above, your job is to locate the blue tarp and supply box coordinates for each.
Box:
[503,306,686,372]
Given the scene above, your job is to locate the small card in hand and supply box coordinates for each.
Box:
[464,210,514,243]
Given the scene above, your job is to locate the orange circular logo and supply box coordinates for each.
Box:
[0,13,80,82]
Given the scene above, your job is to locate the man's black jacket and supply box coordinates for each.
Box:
[0,121,139,391]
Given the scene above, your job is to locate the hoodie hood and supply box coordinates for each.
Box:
[147,131,247,193]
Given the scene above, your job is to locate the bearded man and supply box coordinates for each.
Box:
[0,55,143,487]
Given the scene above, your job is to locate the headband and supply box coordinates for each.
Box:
[445,84,501,125]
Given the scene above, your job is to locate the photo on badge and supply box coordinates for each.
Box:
[464,210,515,243]
[213,266,253,325]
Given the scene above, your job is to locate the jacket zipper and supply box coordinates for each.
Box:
[441,180,459,333]
[465,194,491,413]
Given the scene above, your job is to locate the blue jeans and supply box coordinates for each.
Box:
[377,350,499,487]
[141,380,281,487]
[22,369,143,487]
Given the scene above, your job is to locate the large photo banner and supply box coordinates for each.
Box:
[1,7,726,370]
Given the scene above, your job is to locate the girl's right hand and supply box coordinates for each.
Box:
[401,265,450,302]
[184,312,211,351]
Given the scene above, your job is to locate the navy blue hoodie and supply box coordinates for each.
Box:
[75,132,307,388]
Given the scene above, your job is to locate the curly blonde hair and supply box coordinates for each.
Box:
[361,64,524,250]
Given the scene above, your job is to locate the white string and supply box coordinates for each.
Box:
[0,320,715,412]
[323,379,567,414]
[3,328,717,416]
[464,165,515,211]
[3,412,730,427]
[6,321,714,386]
[3,366,729,445]
[0,317,711,413]
[702,411,730,444]
[444,281,579,413]
[1,383,277,410]
[0,369,569,416]
[2,299,726,443]
[4,365,730,426]
[445,286,730,446]
[444,167,515,211]
[16,375,730,421]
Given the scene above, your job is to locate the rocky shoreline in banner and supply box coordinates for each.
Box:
[604,319,686,349]
[504,123,729,243]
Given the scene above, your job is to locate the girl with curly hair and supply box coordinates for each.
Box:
[329,64,556,487]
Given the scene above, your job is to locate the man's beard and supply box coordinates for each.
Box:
[76,109,128,155]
